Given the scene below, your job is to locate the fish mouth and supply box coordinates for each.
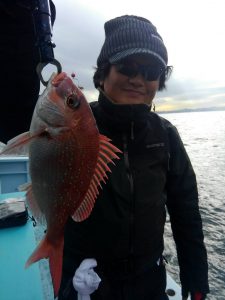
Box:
[51,72,67,87]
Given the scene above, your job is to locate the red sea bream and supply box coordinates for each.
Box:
[0,72,121,297]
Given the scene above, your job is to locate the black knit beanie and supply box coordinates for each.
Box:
[97,15,168,69]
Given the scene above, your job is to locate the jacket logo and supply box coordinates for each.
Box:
[146,143,165,149]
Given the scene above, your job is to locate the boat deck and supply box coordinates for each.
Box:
[0,192,45,300]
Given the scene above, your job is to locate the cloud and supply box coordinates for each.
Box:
[157,74,225,111]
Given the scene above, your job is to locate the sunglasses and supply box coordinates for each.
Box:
[114,61,165,81]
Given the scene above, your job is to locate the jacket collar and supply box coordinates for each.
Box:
[97,91,151,132]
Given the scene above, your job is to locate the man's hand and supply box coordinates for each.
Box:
[182,292,206,300]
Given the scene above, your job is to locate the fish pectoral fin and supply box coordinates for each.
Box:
[0,131,39,155]
[72,134,121,222]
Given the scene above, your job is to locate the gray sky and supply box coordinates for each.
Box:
[43,0,225,111]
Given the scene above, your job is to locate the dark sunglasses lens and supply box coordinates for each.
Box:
[146,69,160,81]
[115,63,164,81]
[116,64,137,78]
[141,66,164,81]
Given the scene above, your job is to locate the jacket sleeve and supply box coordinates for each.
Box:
[165,124,209,296]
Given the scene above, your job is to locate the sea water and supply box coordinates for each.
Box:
[162,111,225,300]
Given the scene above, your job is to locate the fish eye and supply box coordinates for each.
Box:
[66,93,80,109]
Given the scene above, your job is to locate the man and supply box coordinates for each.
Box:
[59,15,209,300]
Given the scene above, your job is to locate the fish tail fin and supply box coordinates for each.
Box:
[25,236,64,298]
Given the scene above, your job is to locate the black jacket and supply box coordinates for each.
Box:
[62,93,209,295]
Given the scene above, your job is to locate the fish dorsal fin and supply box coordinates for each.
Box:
[72,134,121,222]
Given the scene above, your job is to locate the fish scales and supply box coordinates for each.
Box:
[29,130,99,231]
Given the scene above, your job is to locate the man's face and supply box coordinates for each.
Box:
[102,55,161,105]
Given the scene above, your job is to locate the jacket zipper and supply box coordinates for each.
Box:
[130,121,134,140]
[122,133,135,258]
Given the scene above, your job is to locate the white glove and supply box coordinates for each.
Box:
[73,258,101,300]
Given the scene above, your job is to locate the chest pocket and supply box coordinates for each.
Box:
[130,142,168,205]
[131,142,168,169]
